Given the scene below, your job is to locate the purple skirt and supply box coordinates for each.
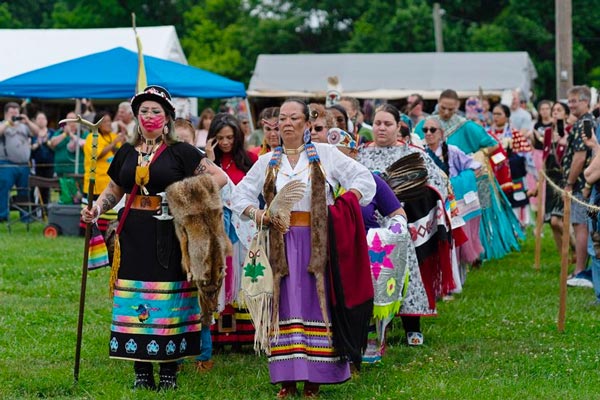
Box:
[268,226,350,384]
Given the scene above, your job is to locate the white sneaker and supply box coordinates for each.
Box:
[567,277,594,288]
[407,332,424,346]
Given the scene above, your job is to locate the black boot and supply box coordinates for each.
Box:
[133,361,156,390]
[158,362,177,391]
[134,372,156,390]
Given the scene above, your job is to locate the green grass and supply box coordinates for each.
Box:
[2,221,600,399]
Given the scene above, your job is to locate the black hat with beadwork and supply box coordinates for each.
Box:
[131,85,176,119]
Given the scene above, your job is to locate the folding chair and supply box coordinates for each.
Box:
[7,175,60,233]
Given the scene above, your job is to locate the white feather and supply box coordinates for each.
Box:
[267,180,307,232]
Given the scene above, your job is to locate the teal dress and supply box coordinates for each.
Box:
[416,116,524,260]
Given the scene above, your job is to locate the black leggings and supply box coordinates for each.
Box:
[401,316,421,333]
[134,361,177,375]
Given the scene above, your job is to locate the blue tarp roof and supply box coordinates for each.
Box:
[0,47,246,99]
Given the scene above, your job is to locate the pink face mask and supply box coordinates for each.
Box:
[140,115,165,132]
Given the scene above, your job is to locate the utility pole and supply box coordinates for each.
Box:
[433,3,444,52]
[556,0,573,99]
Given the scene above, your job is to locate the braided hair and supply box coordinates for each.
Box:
[441,141,450,174]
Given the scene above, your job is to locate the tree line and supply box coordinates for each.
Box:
[2,0,600,101]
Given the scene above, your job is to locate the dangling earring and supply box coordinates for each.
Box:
[163,125,169,135]
[137,125,142,137]
[303,128,311,144]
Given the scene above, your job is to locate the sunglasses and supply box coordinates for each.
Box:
[312,126,325,132]
[422,127,438,134]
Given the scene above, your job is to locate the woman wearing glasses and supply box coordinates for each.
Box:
[422,117,483,288]
[308,103,335,142]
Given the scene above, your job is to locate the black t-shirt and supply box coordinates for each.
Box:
[533,121,552,150]
[108,142,204,194]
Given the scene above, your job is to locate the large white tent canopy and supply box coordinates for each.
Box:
[0,25,186,82]
[248,52,537,100]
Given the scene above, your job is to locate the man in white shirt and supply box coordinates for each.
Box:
[509,90,533,131]
[111,102,136,141]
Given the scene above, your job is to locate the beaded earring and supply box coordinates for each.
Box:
[303,128,311,144]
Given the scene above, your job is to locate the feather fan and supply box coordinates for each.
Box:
[267,180,307,233]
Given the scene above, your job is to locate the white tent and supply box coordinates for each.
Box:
[0,25,187,82]
[248,52,538,100]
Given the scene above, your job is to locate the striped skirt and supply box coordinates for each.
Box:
[268,226,350,384]
[109,279,202,362]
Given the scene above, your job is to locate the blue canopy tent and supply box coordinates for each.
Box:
[0,47,246,99]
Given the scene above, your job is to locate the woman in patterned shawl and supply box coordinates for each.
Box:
[357,104,454,347]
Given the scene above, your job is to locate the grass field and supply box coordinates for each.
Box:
[1,221,600,399]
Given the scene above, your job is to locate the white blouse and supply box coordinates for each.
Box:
[231,142,376,217]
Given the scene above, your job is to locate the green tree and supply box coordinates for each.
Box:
[0,0,54,28]
[0,3,20,28]
[344,0,434,52]
[48,0,193,30]
[181,0,247,82]
[4,0,600,101]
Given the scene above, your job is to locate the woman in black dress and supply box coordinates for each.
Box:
[82,86,226,390]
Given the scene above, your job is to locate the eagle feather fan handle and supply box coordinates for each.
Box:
[267,180,307,233]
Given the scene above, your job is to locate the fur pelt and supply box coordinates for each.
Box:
[105,219,119,265]
[307,162,330,338]
[166,174,230,325]
[263,168,286,332]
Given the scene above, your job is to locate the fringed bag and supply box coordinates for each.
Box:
[88,223,110,270]
[239,218,274,355]
[108,191,134,297]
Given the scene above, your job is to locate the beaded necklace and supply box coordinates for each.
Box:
[135,138,162,195]
[268,143,321,174]
[283,143,305,155]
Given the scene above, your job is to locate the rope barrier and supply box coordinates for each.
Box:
[540,169,600,213]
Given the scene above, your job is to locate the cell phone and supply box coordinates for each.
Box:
[557,119,565,137]
[583,119,594,139]
[11,116,23,122]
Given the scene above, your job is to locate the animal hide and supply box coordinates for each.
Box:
[105,219,119,264]
[166,174,230,325]
[263,168,286,335]
[306,162,330,340]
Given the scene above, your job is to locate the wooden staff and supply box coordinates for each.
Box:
[557,191,571,332]
[534,171,546,270]
[60,115,104,382]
